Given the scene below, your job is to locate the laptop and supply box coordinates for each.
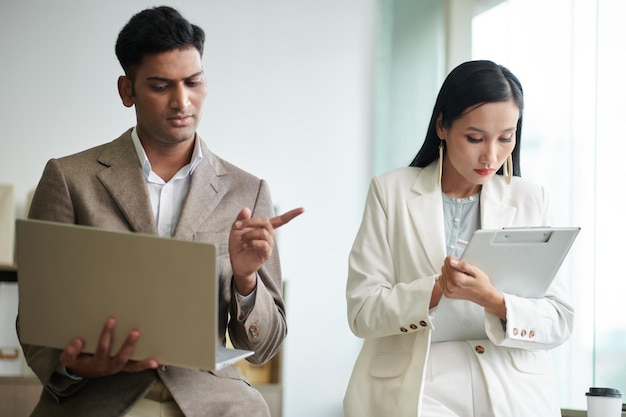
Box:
[15,218,253,371]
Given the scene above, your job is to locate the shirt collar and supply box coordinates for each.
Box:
[130,127,203,180]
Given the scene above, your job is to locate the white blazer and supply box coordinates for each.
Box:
[344,163,574,417]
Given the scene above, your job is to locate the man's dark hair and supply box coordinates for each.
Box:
[115,6,205,78]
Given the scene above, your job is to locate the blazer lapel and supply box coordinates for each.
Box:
[96,130,157,234]
[405,166,516,272]
[406,164,447,273]
[173,141,228,238]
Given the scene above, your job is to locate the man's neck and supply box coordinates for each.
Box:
[141,136,196,182]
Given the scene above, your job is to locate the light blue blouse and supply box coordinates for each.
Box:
[431,191,485,343]
[442,192,481,257]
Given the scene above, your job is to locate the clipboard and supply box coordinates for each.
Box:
[460,227,580,298]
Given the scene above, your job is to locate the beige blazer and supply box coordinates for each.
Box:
[18,129,286,417]
[344,163,574,417]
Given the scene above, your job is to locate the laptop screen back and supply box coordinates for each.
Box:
[16,219,219,370]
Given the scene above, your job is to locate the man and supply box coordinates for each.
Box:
[17,6,303,417]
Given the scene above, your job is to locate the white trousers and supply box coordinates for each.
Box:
[124,380,185,417]
[421,341,494,417]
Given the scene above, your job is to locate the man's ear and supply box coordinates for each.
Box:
[118,76,134,108]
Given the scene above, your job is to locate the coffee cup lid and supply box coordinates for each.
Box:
[586,387,623,398]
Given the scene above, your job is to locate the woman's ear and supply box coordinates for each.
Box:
[118,76,135,108]
[435,113,445,139]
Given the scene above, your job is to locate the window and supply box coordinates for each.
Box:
[473,0,626,410]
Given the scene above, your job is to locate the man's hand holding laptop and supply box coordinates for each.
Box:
[58,207,304,378]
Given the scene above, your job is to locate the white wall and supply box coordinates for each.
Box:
[0,1,378,416]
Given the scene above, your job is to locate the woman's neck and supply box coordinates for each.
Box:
[441,173,481,198]
[440,158,482,198]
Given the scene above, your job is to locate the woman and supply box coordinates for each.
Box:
[344,60,574,417]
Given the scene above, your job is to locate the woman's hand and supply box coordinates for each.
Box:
[439,256,506,320]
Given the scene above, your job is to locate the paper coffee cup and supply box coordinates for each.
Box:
[586,387,623,417]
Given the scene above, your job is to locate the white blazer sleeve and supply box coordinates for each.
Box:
[346,177,437,339]
[484,183,575,349]
[485,279,574,349]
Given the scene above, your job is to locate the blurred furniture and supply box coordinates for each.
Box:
[0,184,15,265]
[0,376,40,417]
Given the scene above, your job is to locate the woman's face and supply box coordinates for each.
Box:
[437,99,519,196]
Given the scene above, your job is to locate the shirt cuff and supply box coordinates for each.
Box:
[235,284,257,320]
[48,364,84,396]
[54,363,83,381]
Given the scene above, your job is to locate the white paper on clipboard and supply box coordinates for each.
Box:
[460,227,580,298]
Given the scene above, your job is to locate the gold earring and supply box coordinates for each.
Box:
[438,140,444,186]
[503,154,513,185]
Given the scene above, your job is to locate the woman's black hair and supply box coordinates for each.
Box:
[409,60,524,177]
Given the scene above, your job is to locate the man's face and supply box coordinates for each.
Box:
[119,46,207,147]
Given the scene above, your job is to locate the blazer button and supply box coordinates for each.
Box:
[521,329,527,337]
[419,321,427,327]
[475,345,485,354]
[410,324,418,330]
[160,365,168,371]
[400,327,408,333]
[512,327,519,336]
[529,330,535,339]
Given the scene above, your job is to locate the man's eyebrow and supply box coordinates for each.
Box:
[145,71,204,82]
